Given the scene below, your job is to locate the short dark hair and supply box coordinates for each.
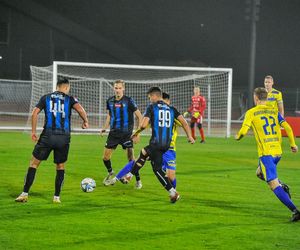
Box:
[57,78,69,86]
[147,86,162,96]
[162,92,170,100]
[254,87,268,101]
[264,75,273,81]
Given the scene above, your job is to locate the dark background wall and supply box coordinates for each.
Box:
[0,0,300,89]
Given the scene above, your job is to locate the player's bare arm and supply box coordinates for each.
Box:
[177,115,195,144]
[101,111,111,136]
[134,109,143,128]
[73,103,89,129]
[132,109,143,143]
[280,121,298,153]
[31,107,41,142]
[131,116,149,140]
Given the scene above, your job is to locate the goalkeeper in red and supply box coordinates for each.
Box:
[236,87,300,222]
[184,87,206,143]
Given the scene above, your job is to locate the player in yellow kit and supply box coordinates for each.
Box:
[260,75,289,191]
[236,87,299,222]
[264,75,284,116]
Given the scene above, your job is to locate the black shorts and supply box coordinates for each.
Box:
[32,131,70,164]
[144,144,168,171]
[105,131,133,150]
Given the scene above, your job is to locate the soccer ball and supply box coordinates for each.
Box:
[81,178,96,192]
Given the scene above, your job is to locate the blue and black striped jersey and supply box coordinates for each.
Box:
[36,91,78,134]
[106,95,138,133]
[144,100,180,150]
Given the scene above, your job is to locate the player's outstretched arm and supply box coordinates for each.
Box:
[235,125,250,140]
[73,103,89,129]
[31,107,41,142]
[132,117,149,138]
[281,121,298,153]
[177,115,195,144]
[134,109,143,128]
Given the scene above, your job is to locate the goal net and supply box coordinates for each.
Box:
[0,79,32,130]
[30,62,232,137]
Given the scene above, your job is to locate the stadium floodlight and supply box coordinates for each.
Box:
[30,61,232,137]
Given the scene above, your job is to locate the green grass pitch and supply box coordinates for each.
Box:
[0,132,299,249]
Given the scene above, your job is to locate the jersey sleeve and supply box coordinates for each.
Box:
[129,97,138,112]
[236,110,252,139]
[172,107,180,119]
[35,95,46,110]
[70,96,79,107]
[277,91,283,104]
[199,96,206,113]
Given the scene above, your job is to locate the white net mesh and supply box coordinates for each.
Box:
[0,79,32,129]
[30,62,232,137]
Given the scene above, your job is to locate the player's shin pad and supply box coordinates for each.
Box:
[131,151,148,175]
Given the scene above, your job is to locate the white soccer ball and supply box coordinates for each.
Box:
[81,178,96,192]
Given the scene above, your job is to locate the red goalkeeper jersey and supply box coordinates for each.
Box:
[188,95,206,116]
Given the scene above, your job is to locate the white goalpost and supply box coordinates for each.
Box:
[29,61,232,137]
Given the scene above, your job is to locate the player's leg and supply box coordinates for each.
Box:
[149,147,179,203]
[163,150,177,188]
[16,134,51,202]
[256,165,265,181]
[122,135,141,186]
[257,158,291,197]
[197,116,205,143]
[103,147,114,173]
[105,160,135,186]
[52,134,70,203]
[15,156,42,202]
[102,147,115,185]
[190,120,196,140]
[126,147,141,185]
[53,163,65,203]
[167,170,176,188]
[260,156,300,221]
[102,133,118,180]
[129,148,148,178]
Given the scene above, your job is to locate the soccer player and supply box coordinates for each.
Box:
[101,79,143,187]
[107,92,180,189]
[184,87,206,143]
[15,78,88,203]
[235,87,300,222]
[127,87,194,203]
[264,75,284,116]
[258,75,288,190]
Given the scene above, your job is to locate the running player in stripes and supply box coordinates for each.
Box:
[236,87,299,222]
[15,78,88,203]
[127,87,194,203]
[101,80,143,187]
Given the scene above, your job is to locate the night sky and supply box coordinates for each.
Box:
[1,0,300,88]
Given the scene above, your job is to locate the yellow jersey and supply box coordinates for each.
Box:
[266,88,283,112]
[169,119,182,151]
[237,104,296,157]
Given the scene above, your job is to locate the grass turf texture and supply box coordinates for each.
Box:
[0,132,299,250]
